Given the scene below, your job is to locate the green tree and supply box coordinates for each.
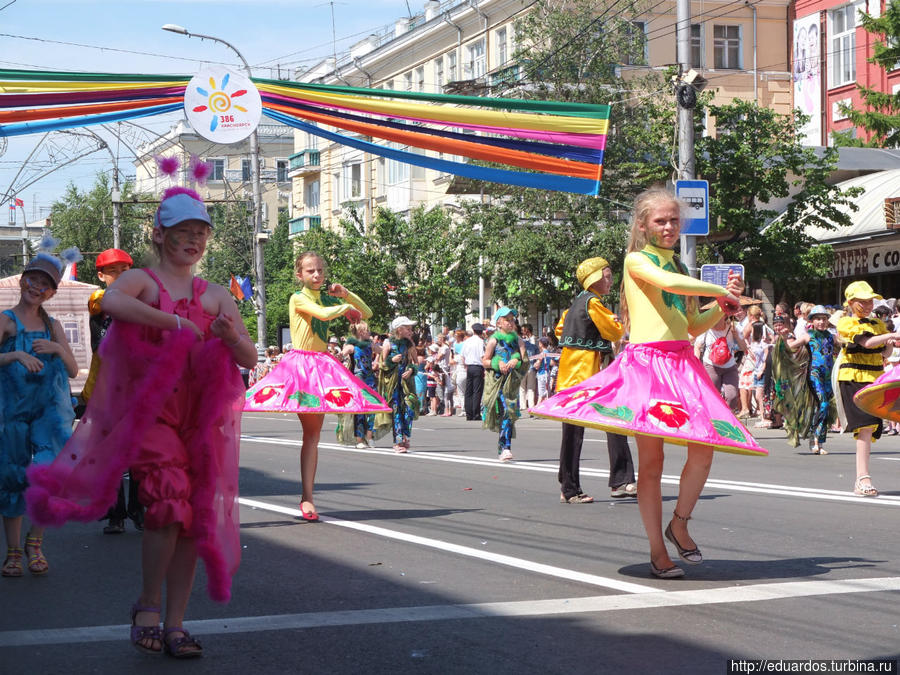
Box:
[512,0,675,201]
[296,206,477,334]
[261,208,299,344]
[462,198,629,317]
[835,0,900,147]
[200,199,260,337]
[49,172,154,281]
[696,100,860,290]
[450,0,675,318]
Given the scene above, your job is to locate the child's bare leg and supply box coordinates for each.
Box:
[298,413,324,514]
[162,534,199,653]
[754,387,764,417]
[855,427,874,487]
[669,443,714,551]
[738,388,751,414]
[635,436,672,569]
[135,523,180,650]
[2,515,22,549]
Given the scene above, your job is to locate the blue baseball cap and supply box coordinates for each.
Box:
[492,307,518,324]
[155,192,212,229]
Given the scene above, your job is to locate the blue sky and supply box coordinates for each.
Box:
[1,0,415,219]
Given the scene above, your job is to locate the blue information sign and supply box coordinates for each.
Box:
[675,179,709,236]
[700,264,744,287]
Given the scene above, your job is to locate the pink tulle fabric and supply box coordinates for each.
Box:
[531,340,766,456]
[26,272,244,602]
[854,367,900,424]
[244,350,390,414]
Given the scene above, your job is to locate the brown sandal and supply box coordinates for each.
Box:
[1,547,23,577]
[24,532,48,575]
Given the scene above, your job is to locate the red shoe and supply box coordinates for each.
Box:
[300,501,319,522]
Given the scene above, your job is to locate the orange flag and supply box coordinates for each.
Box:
[229,274,244,301]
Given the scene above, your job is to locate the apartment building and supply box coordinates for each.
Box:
[288,0,793,236]
[133,120,294,232]
[791,0,898,145]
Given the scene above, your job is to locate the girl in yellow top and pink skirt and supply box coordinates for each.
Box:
[532,189,765,579]
[243,251,388,521]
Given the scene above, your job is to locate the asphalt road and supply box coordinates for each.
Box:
[3,411,900,674]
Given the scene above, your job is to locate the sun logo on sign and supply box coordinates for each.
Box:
[191,73,248,133]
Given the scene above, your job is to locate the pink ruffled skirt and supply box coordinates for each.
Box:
[244,350,390,414]
[531,340,766,456]
[854,367,900,424]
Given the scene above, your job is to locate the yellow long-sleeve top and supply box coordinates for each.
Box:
[289,286,372,353]
[555,296,624,390]
[835,315,887,383]
[624,244,728,344]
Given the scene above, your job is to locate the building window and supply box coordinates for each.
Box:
[496,27,508,67]
[305,180,320,212]
[63,321,79,345]
[387,145,409,184]
[208,158,225,181]
[466,39,486,78]
[434,57,444,90]
[343,162,362,200]
[415,66,425,92]
[713,25,741,69]
[276,159,289,183]
[691,24,704,68]
[403,71,413,91]
[829,4,857,87]
[623,21,648,65]
[242,159,251,182]
[448,51,457,81]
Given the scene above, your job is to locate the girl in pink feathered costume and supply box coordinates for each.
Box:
[26,187,258,658]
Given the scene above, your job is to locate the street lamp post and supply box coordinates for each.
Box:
[162,24,266,360]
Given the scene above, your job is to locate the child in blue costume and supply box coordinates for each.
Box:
[376,316,419,452]
[780,305,836,454]
[337,321,377,448]
[0,253,78,577]
[482,307,529,462]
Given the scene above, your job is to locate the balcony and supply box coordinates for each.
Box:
[289,215,322,235]
[489,64,521,90]
[288,150,321,177]
[223,168,280,184]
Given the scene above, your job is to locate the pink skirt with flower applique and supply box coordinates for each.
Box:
[243,350,390,414]
[531,340,766,456]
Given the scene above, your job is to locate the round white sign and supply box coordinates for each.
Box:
[184,66,262,144]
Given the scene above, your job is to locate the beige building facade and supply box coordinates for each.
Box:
[134,120,294,232]
[288,0,793,237]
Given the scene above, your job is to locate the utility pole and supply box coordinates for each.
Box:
[676,0,697,277]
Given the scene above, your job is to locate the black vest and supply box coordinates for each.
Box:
[559,291,613,353]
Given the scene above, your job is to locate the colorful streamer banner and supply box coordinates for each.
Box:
[0,68,610,195]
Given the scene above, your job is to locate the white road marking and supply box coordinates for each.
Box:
[241,435,900,507]
[2,576,898,647]
[238,497,657,594]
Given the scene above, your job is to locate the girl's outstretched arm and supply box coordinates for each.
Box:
[102,270,202,338]
[207,284,258,369]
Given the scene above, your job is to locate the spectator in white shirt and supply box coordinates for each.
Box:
[461,323,486,421]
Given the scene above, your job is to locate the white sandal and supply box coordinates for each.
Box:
[854,475,878,497]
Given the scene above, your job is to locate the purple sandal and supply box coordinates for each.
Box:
[130,602,162,654]
[163,627,203,659]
